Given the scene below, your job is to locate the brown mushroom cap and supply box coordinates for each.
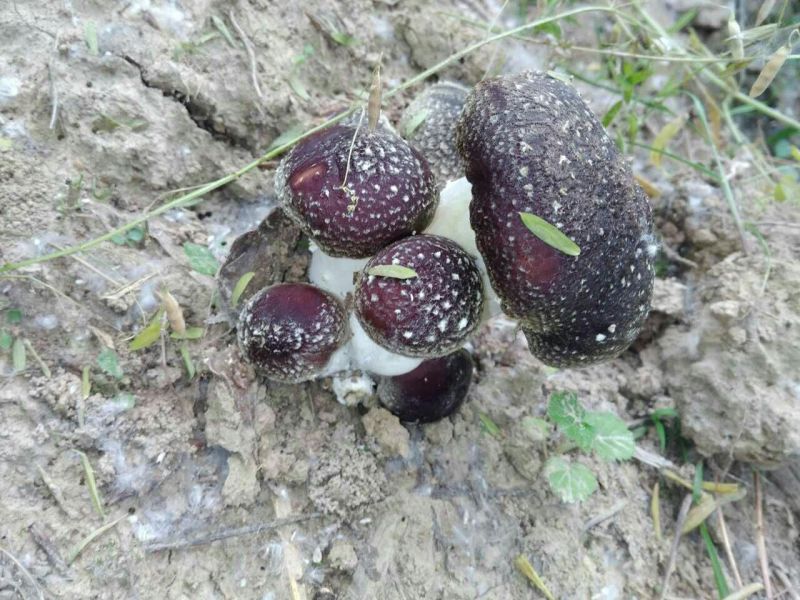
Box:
[457,71,655,366]
[399,81,469,186]
[354,234,484,358]
[237,282,348,382]
[276,125,438,258]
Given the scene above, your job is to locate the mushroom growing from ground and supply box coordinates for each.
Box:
[237,282,348,383]
[456,71,655,366]
[229,70,654,422]
[399,81,469,186]
[354,234,484,357]
[275,121,438,258]
[376,349,473,423]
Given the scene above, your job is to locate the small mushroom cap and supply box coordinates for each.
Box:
[237,282,348,383]
[457,71,655,366]
[376,349,473,423]
[276,124,438,258]
[355,234,484,358]
[399,81,469,186]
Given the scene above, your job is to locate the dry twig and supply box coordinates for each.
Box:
[754,471,774,598]
[717,506,744,589]
[658,494,694,600]
[228,11,263,100]
[143,513,321,552]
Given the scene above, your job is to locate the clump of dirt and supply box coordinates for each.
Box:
[659,252,800,466]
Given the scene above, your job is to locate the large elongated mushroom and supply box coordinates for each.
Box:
[457,71,655,366]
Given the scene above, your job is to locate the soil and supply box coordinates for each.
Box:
[1,2,799,600]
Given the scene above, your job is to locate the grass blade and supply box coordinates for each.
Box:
[76,450,105,519]
[519,212,581,256]
[66,515,126,564]
[231,271,256,307]
[700,521,730,598]
[367,265,418,279]
[514,554,555,600]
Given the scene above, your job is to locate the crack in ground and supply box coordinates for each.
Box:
[121,55,251,150]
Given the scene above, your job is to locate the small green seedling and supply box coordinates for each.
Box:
[287,43,315,101]
[96,348,123,380]
[128,291,203,379]
[542,391,635,503]
[183,242,220,276]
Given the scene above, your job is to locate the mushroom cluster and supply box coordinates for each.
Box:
[232,71,655,423]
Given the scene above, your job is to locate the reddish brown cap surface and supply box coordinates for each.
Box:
[276,125,438,258]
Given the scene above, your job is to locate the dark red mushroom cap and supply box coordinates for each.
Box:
[399,81,469,185]
[237,282,348,383]
[457,71,655,366]
[354,234,483,358]
[275,124,438,258]
[376,349,473,423]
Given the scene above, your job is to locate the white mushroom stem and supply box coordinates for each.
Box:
[308,245,368,299]
[309,176,503,389]
[424,177,479,255]
[309,246,423,382]
[320,314,424,377]
[424,177,503,320]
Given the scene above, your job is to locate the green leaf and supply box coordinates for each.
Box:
[544,456,598,503]
[231,271,256,307]
[112,392,136,411]
[267,123,306,152]
[547,391,584,426]
[479,413,501,437]
[602,99,623,128]
[180,343,195,379]
[653,417,667,452]
[403,108,430,137]
[84,21,98,55]
[126,225,145,243]
[519,212,580,257]
[288,73,310,101]
[292,43,315,65]
[0,330,12,351]
[651,407,678,419]
[700,521,730,597]
[97,348,123,379]
[367,265,418,279]
[76,450,105,519]
[12,337,26,372]
[331,31,356,46]
[533,21,561,39]
[6,308,22,324]
[171,326,204,340]
[548,392,593,451]
[211,15,237,47]
[81,366,91,399]
[183,242,219,276]
[585,411,635,461]
[667,9,698,33]
[0,137,12,152]
[129,309,164,351]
